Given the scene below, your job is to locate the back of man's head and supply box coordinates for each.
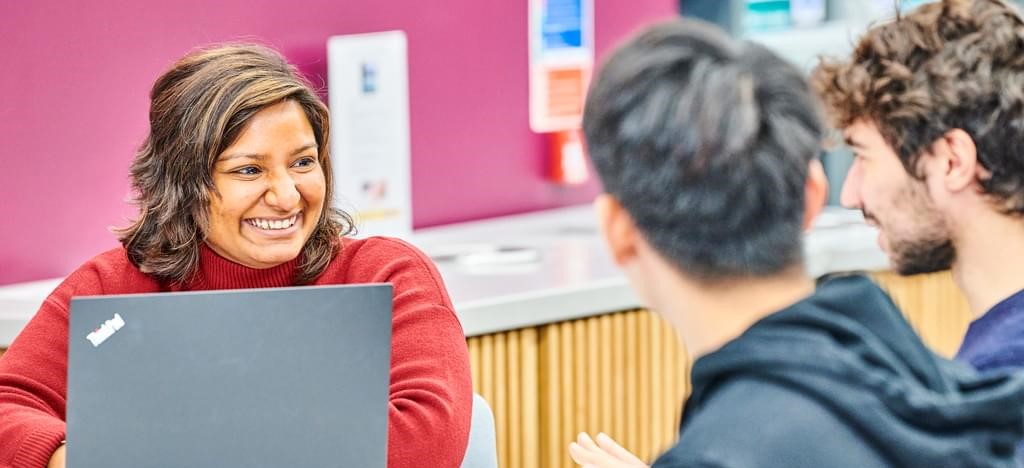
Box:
[813,0,1024,214]
[584,19,823,282]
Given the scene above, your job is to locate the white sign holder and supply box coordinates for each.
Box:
[327,31,413,238]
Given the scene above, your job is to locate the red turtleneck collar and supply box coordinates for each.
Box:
[179,244,303,291]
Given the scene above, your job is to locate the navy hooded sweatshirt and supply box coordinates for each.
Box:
[652,274,1024,467]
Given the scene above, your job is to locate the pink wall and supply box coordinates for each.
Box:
[0,0,678,285]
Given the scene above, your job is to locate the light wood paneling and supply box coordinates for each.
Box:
[466,270,968,468]
[507,330,522,468]
[870,270,972,358]
[469,337,481,395]
[611,312,627,442]
[468,310,688,468]
[538,322,560,468]
[494,332,508,468]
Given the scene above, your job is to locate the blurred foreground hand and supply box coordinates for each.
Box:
[569,432,649,468]
[48,444,65,468]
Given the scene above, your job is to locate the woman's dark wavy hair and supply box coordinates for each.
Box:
[115,43,355,285]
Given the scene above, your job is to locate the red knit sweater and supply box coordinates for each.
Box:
[0,237,472,468]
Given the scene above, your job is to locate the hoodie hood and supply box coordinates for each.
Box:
[687,274,1024,467]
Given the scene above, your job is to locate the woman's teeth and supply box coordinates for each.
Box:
[247,215,298,230]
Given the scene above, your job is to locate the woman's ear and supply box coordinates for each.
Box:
[594,194,640,266]
[802,159,829,231]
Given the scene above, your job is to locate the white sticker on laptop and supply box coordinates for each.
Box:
[86,313,125,347]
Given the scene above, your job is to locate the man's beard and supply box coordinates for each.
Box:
[889,231,956,275]
[871,181,956,276]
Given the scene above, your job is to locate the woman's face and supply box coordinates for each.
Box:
[205,100,326,269]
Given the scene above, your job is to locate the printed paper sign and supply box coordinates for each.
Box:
[327,31,413,238]
[529,0,595,133]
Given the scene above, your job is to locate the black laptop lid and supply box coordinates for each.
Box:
[67,284,392,468]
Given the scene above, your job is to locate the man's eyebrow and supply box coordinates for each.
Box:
[844,136,866,149]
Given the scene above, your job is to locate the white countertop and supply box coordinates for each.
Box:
[0,205,887,344]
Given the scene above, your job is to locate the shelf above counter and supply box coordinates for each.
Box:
[743,19,867,70]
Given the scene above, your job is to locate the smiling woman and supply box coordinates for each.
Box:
[205,101,327,270]
[116,45,349,285]
[0,44,472,468]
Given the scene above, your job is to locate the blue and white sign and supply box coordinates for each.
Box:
[529,0,594,133]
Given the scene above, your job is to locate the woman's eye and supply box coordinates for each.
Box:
[293,157,317,168]
[234,166,261,176]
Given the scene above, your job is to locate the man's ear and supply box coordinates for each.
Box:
[594,193,640,266]
[802,159,828,231]
[929,128,985,193]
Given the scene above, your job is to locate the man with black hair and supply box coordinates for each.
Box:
[568,17,1024,468]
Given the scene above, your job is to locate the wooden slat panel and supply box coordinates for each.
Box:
[520,328,540,468]
[871,270,971,357]
[599,314,613,432]
[469,338,481,395]
[586,316,601,436]
[636,311,651,461]
[507,330,522,468]
[618,311,634,450]
[539,323,561,468]
[559,321,575,468]
[612,312,627,441]
[494,332,508,468]
[648,311,664,460]
[481,334,495,407]
[573,319,587,437]
[661,316,678,454]
[677,337,688,432]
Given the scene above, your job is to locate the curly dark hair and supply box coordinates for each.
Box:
[812,0,1024,214]
[115,43,355,285]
